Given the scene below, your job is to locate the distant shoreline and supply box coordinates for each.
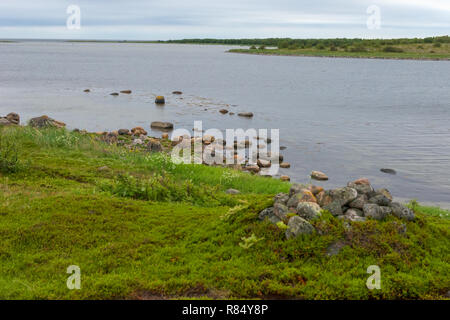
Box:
[228,49,450,61]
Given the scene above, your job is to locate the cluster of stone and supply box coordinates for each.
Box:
[259,178,415,239]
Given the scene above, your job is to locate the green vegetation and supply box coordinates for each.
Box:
[161,36,450,60]
[0,125,449,299]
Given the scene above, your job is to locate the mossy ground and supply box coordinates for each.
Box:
[0,126,449,299]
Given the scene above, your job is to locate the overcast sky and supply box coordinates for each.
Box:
[0,0,449,40]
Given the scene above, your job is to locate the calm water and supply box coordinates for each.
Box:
[1,41,450,206]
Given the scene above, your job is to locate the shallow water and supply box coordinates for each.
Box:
[1,41,450,207]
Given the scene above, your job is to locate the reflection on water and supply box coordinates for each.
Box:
[1,41,450,206]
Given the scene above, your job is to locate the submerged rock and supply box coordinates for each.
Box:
[237,112,254,118]
[120,90,132,94]
[219,109,229,114]
[311,170,328,181]
[172,91,183,95]
[151,121,173,130]
[380,168,396,175]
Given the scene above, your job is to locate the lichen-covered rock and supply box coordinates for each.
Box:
[285,216,315,239]
[118,128,130,135]
[348,194,368,209]
[226,188,240,195]
[258,207,281,224]
[389,202,415,221]
[347,179,374,195]
[323,200,343,216]
[274,203,289,220]
[309,185,324,195]
[274,193,289,205]
[0,118,13,126]
[297,202,322,220]
[151,121,173,130]
[368,194,392,206]
[289,183,310,197]
[287,189,317,208]
[363,203,387,220]
[316,190,333,207]
[340,209,366,222]
[376,188,393,201]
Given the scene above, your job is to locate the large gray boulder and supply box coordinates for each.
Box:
[274,193,289,206]
[363,203,387,220]
[297,202,322,220]
[6,113,20,125]
[389,202,415,221]
[348,194,368,209]
[285,216,315,239]
[29,115,66,128]
[274,203,289,220]
[258,207,281,224]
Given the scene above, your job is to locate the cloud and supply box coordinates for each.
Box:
[0,0,448,39]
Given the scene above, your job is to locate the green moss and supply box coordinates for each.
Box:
[0,126,449,299]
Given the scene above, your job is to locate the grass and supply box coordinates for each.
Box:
[0,125,449,299]
[229,43,450,60]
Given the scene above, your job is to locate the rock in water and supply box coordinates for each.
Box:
[6,112,20,125]
[380,168,396,175]
[84,89,90,92]
[237,112,254,118]
[120,90,132,94]
[311,170,329,181]
[172,91,183,95]
[280,175,290,181]
[285,216,315,239]
[155,96,165,104]
[151,121,173,130]
[29,115,66,128]
[219,109,229,114]
[110,92,119,96]
[280,162,291,168]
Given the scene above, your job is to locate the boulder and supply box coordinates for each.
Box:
[289,183,310,197]
[258,207,281,224]
[347,178,374,195]
[287,189,317,208]
[376,188,393,201]
[120,90,132,94]
[309,185,324,195]
[131,126,147,136]
[280,162,291,168]
[348,194,368,209]
[257,159,271,168]
[280,175,290,182]
[219,109,229,114]
[368,194,392,206]
[274,193,289,206]
[0,118,13,126]
[6,113,20,125]
[285,216,315,239]
[273,203,289,220]
[363,203,387,220]
[147,139,162,152]
[155,96,165,104]
[323,200,343,216]
[311,170,328,181]
[238,112,254,118]
[226,188,240,195]
[243,165,260,173]
[296,202,322,220]
[28,115,66,128]
[151,121,173,130]
[118,129,130,135]
[389,202,415,221]
[161,133,169,139]
[340,209,366,222]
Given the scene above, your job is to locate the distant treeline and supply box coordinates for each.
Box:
[163,36,450,48]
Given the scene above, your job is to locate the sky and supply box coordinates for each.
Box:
[0,0,449,40]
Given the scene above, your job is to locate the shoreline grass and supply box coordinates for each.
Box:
[0,125,449,299]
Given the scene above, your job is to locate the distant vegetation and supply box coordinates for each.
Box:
[164,36,450,60]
